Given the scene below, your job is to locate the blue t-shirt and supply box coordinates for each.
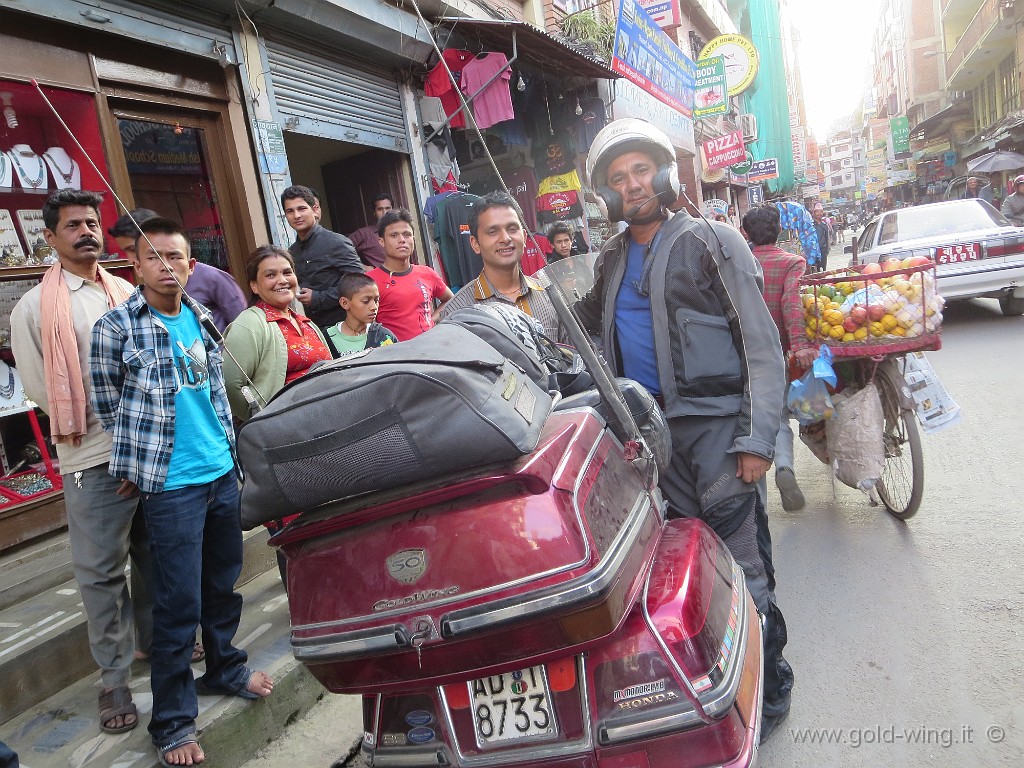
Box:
[614,239,661,396]
[152,308,234,491]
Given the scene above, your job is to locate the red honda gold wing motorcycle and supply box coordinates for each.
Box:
[251,257,763,768]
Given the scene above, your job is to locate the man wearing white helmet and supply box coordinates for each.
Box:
[576,118,792,742]
[1000,175,1024,226]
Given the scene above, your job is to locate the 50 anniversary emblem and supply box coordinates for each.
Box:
[387,548,427,584]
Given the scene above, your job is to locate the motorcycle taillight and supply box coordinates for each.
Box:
[643,519,746,705]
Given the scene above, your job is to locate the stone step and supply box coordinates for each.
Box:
[0,528,277,725]
[0,569,338,768]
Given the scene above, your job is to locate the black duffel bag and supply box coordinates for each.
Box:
[237,324,553,528]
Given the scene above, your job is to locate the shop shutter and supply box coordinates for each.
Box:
[266,38,409,153]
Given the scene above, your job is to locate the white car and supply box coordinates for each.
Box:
[848,199,1024,316]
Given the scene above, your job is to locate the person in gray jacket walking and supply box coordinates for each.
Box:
[1000,175,1024,225]
[576,118,792,743]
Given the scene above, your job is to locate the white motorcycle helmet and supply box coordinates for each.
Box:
[585,118,680,222]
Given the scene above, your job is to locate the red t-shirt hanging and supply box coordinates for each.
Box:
[521,234,550,276]
[425,49,474,130]
[370,265,450,341]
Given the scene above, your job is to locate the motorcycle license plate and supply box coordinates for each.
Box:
[936,243,980,264]
[470,666,557,747]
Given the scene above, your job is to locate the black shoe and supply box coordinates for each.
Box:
[759,707,790,745]
[775,467,805,511]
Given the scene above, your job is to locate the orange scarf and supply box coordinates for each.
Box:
[40,263,131,445]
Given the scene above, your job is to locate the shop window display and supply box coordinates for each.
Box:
[0,79,120,519]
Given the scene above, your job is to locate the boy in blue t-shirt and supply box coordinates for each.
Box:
[325,272,399,357]
[90,217,273,768]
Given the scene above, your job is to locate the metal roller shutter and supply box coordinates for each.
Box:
[266,38,409,153]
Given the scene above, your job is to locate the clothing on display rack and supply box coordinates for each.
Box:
[423,190,455,224]
[521,233,550,276]
[537,168,583,196]
[460,52,515,130]
[576,97,608,151]
[432,191,483,289]
[491,117,529,147]
[533,133,576,177]
[424,49,474,129]
[506,166,539,231]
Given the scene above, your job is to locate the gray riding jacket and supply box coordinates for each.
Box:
[1000,192,1024,226]
[575,212,785,460]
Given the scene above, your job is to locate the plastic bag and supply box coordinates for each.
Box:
[825,382,885,497]
[786,345,838,425]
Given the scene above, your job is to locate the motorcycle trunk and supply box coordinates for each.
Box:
[273,409,663,694]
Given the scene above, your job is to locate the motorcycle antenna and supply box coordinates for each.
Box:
[30,78,268,409]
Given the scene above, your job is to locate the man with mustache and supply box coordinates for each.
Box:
[11,189,153,736]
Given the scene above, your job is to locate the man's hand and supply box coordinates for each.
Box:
[116,479,140,498]
[794,348,817,368]
[296,287,313,306]
[736,453,771,485]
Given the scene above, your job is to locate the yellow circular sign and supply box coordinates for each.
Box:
[699,35,759,97]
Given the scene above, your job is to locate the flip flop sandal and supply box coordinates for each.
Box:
[98,686,138,734]
[195,666,263,700]
[157,732,202,768]
[191,642,206,664]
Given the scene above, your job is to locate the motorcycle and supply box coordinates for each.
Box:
[244,256,763,768]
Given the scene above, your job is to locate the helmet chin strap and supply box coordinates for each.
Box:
[625,204,668,226]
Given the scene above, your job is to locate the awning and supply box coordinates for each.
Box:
[909,101,970,140]
[435,18,620,80]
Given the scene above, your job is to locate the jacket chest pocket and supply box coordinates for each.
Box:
[123,347,175,395]
[675,308,742,382]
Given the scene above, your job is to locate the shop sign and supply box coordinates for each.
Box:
[890,116,910,154]
[747,185,764,206]
[638,0,682,28]
[120,121,202,175]
[611,0,696,118]
[693,57,727,119]
[698,34,759,96]
[253,120,289,175]
[731,151,753,175]
[604,78,696,156]
[704,197,729,214]
[702,130,745,170]
[944,151,958,167]
[747,158,778,182]
[791,126,806,174]
[801,183,820,198]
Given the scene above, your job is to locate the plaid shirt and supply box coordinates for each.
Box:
[89,288,236,494]
[751,244,811,354]
[441,270,566,343]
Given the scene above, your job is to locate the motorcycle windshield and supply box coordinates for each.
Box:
[534,254,640,446]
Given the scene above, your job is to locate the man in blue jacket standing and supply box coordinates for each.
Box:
[577,118,792,743]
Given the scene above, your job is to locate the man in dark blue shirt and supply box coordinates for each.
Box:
[811,203,830,272]
[281,185,364,330]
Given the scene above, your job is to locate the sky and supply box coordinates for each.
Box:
[785,0,887,141]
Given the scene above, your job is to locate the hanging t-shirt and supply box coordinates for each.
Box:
[521,234,550,276]
[576,97,607,151]
[370,265,450,341]
[151,308,234,491]
[460,53,515,129]
[506,166,539,232]
[432,192,482,289]
[420,95,447,130]
[492,117,529,147]
[538,169,582,196]
[536,190,581,214]
[425,49,474,129]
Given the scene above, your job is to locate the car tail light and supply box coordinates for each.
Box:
[983,236,1024,258]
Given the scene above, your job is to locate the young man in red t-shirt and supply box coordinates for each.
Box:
[369,209,453,340]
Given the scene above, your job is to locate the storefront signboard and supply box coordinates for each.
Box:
[254,120,289,175]
[890,116,910,154]
[747,158,778,182]
[693,57,727,119]
[638,0,682,28]
[702,130,745,170]
[697,34,759,96]
[602,76,696,156]
[120,121,203,175]
[611,0,696,118]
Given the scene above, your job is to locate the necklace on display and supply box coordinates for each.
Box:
[44,151,75,184]
[0,365,15,400]
[9,149,45,189]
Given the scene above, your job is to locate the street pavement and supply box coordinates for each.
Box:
[238,296,1024,768]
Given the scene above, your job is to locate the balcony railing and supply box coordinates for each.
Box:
[946,0,1001,77]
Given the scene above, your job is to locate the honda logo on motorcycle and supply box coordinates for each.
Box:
[387,549,427,584]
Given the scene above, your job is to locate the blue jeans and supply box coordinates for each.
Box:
[141,471,248,746]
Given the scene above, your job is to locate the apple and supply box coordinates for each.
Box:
[867,303,886,322]
[862,262,882,275]
[881,258,903,274]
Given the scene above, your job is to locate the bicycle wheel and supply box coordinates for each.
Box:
[873,360,923,519]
